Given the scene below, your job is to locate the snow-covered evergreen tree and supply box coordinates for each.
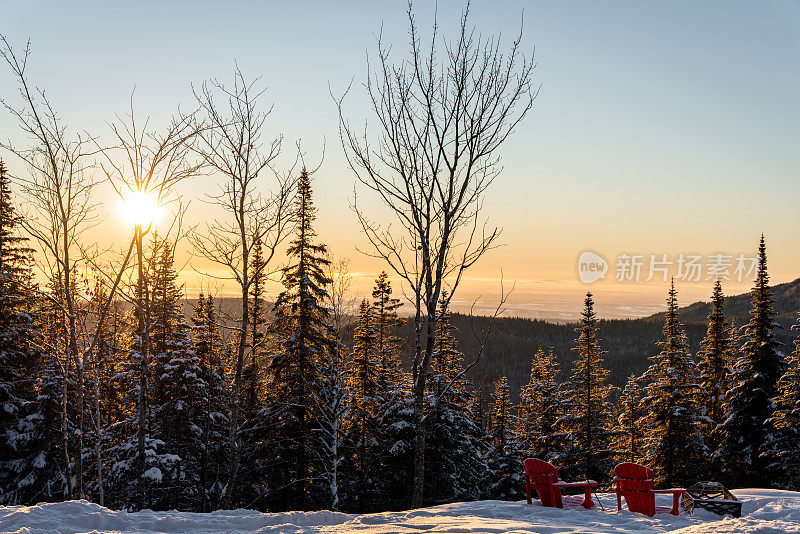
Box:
[424,295,487,505]
[696,279,734,477]
[105,239,177,510]
[341,300,381,511]
[0,159,42,504]
[372,271,404,389]
[559,292,615,483]
[485,376,523,500]
[267,168,334,511]
[191,294,229,511]
[376,383,416,510]
[761,312,800,489]
[148,241,209,511]
[717,236,784,487]
[243,237,268,421]
[611,374,645,464]
[516,347,564,463]
[641,280,702,487]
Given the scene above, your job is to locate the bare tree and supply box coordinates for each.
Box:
[190,68,293,508]
[1,35,103,499]
[97,100,199,508]
[336,2,536,507]
[325,255,357,338]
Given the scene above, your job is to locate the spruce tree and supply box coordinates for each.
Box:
[148,241,208,511]
[0,159,41,504]
[267,168,334,510]
[191,294,228,511]
[761,313,800,489]
[244,237,268,420]
[516,347,564,463]
[641,280,702,487]
[341,300,380,511]
[372,271,404,389]
[696,279,734,475]
[424,295,486,505]
[717,236,784,486]
[560,292,614,483]
[612,374,645,464]
[485,376,523,500]
[106,239,174,510]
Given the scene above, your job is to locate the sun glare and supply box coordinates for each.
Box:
[119,190,162,229]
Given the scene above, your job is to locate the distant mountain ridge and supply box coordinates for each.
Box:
[648,276,800,327]
[182,278,800,401]
[430,277,800,400]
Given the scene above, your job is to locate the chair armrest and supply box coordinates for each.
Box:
[652,489,686,494]
[553,480,597,488]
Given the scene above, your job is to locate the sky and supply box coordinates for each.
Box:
[1,0,798,320]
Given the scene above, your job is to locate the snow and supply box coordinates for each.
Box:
[1,490,799,534]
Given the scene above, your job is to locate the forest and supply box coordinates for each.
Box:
[1,3,799,517]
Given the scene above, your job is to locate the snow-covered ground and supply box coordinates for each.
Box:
[1,489,799,534]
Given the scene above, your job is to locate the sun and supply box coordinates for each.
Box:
[119,190,162,229]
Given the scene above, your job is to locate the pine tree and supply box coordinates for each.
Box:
[696,279,734,475]
[485,376,523,500]
[376,383,416,510]
[267,168,334,511]
[341,300,380,511]
[372,271,404,389]
[244,238,268,420]
[516,348,564,463]
[106,239,173,510]
[191,294,228,511]
[424,295,487,505]
[148,240,208,511]
[717,236,784,487]
[0,159,41,504]
[641,280,702,487]
[559,292,614,483]
[762,313,800,489]
[612,374,645,464]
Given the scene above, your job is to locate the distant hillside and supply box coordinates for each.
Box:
[649,277,800,327]
[398,277,800,400]
[184,279,800,402]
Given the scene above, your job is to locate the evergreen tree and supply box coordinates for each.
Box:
[244,238,268,420]
[0,159,41,504]
[611,374,645,464]
[106,240,174,510]
[559,292,615,483]
[267,168,334,510]
[696,279,734,475]
[372,271,404,389]
[762,313,800,489]
[424,295,487,505]
[191,294,228,511]
[516,348,564,463]
[376,383,416,510]
[641,280,702,487]
[342,300,381,511]
[485,376,523,500]
[149,241,208,511]
[717,236,784,487]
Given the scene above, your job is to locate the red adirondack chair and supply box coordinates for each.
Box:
[613,463,687,517]
[523,458,597,509]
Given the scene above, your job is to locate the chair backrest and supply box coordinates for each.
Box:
[614,463,655,515]
[524,458,562,508]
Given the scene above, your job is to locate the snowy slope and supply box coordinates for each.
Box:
[1,490,798,534]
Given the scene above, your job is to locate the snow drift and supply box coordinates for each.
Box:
[1,489,798,534]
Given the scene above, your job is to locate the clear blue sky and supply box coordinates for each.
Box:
[1,1,799,319]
